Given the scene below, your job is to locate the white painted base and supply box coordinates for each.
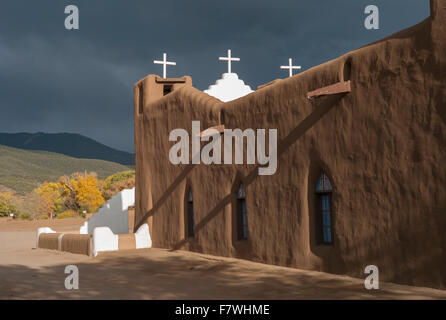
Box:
[92,227,119,257]
[80,222,88,234]
[37,222,151,257]
[91,223,152,257]
[135,223,152,249]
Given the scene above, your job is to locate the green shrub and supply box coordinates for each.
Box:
[104,171,135,189]
[37,215,49,220]
[0,201,19,217]
[19,213,32,220]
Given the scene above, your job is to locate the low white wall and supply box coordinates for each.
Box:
[37,223,151,257]
[80,187,135,235]
[91,224,151,257]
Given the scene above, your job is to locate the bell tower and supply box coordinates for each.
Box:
[134,75,192,116]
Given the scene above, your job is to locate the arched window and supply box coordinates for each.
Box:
[186,189,194,237]
[315,173,333,244]
[237,184,248,240]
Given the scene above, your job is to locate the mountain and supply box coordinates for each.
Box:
[0,132,134,165]
[0,145,131,193]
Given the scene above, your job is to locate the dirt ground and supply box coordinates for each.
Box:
[1,217,446,300]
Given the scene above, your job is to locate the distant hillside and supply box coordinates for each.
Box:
[0,145,131,193]
[0,132,134,165]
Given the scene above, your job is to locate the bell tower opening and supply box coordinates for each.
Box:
[163,84,173,96]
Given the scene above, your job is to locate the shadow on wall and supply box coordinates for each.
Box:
[307,155,347,275]
[138,93,345,257]
[135,165,196,231]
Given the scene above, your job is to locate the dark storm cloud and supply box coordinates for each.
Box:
[0,0,430,152]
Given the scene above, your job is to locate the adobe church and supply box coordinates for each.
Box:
[133,0,446,290]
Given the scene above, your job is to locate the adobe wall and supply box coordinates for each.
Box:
[134,1,446,289]
[38,233,92,256]
[61,234,92,256]
[38,233,62,251]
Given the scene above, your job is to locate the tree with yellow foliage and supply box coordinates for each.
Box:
[70,173,105,213]
[0,192,19,217]
[20,191,53,219]
[35,182,65,217]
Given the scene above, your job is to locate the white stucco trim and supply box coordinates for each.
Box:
[135,223,152,249]
[80,187,135,235]
[204,73,253,102]
[92,226,119,257]
[79,222,88,234]
[57,234,65,251]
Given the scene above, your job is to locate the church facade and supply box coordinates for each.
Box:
[134,0,446,289]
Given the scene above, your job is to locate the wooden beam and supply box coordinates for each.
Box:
[307,81,351,99]
[199,125,225,138]
[155,77,186,83]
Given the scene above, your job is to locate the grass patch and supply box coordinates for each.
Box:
[56,210,81,219]
[0,145,132,194]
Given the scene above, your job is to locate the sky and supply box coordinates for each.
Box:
[0,0,431,153]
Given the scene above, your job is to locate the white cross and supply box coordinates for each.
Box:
[280,58,301,77]
[154,53,176,78]
[219,49,240,74]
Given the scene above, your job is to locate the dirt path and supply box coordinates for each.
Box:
[0,217,87,232]
[1,219,446,299]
